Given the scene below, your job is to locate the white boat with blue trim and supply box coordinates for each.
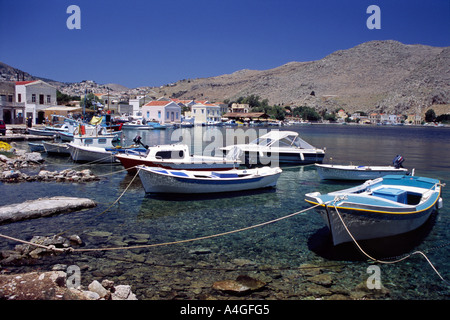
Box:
[315,155,408,180]
[305,175,444,245]
[315,164,408,180]
[68,135,146,163]
[137,166,282,194]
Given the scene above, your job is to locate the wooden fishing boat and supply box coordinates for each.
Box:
[305,175,444,245]
[137,166,282,194]
[315,164,408,180]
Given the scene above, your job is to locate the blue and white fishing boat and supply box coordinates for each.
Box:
[137,166,282,194]
[305,175,444,245]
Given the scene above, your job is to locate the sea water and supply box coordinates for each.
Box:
[0,124,449,300]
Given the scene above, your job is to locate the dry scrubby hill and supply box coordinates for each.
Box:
[2,40,449,115]
[154,40,450,115]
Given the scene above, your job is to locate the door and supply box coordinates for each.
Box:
[39,94,44,104]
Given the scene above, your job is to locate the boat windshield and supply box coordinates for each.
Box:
[251,138,273,146]
[251,135,315,149]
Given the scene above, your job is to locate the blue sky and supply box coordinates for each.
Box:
[1,0,449,88]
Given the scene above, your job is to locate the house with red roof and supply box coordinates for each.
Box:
[141,100,181,124]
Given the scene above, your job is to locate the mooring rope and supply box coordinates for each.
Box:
[331,197,448,284]
[0,202,321,254]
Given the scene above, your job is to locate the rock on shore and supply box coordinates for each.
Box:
[0,196,96,224]
[0,271,137,300]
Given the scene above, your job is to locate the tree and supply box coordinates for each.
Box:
[425,109,436,122]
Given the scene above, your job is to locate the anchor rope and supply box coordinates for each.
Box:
[0,202,321,254]
[0,165,447,286]
[331,197,448,284]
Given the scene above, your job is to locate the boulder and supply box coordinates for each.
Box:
[212,275,266,295]
[0,196,96,224]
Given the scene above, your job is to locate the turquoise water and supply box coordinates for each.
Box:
[0,124,449,300]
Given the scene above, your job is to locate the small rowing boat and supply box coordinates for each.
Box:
[137,166,282,194]
[305,175,444,245]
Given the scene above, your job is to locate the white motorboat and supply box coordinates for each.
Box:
[315,155,408,180]
[315,164,408,180]
[305,175,443,245]
[115,143,240,172]
[42,141,71,156]
[137,166,282,194]
[68,135,145,163]
[220,130,325,167]
[121,120,154,130]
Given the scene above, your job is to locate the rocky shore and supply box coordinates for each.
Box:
[0,150,100,183]
[0,234,137,300]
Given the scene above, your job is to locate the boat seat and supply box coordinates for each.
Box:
[210,172,239,178]
[372,187,407,204]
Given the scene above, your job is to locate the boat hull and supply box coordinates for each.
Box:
[315,204,435,245]
[236,150,325,166]
[69,145,117,163]
[138,166,282,194]
[115,154,238,172]
[315,164,408,180]
[305,175,442,245]
[42,141,70,155]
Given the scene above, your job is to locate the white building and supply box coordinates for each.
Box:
[15,80,57,124]
[141,100,181,124]
[188,103,221,124]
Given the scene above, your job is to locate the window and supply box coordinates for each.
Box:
[166,112,169,118]
[158,111,161,118]
[176,112,179,119]
[18,94,22,102]
[147,111,150,118]
[32,94,36,103]
[8,95,13,102]
[155,150,184,159]
[47,95,51,104]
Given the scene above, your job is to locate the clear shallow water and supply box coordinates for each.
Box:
[0,124,449,300]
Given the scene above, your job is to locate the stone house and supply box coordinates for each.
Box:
[0,81,25,124]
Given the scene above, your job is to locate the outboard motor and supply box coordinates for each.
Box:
[133,135,149,149]
[393,155,405,169]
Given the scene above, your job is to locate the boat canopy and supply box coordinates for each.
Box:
[250,131,316,149]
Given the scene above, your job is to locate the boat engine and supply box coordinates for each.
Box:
[393,155,405,168]
[133,135,149,149]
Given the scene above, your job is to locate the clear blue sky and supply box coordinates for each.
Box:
[1,0,449,88]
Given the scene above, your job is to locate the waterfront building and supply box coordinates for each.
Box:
[187,102,221,124]
[15,80,57,124]
[0,81,25,124]
[141,100,181,124]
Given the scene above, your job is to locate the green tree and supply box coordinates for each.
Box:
[425,109,436,122]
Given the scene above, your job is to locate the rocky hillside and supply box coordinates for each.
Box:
[153,40,450,115]
[2,40,449,115]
